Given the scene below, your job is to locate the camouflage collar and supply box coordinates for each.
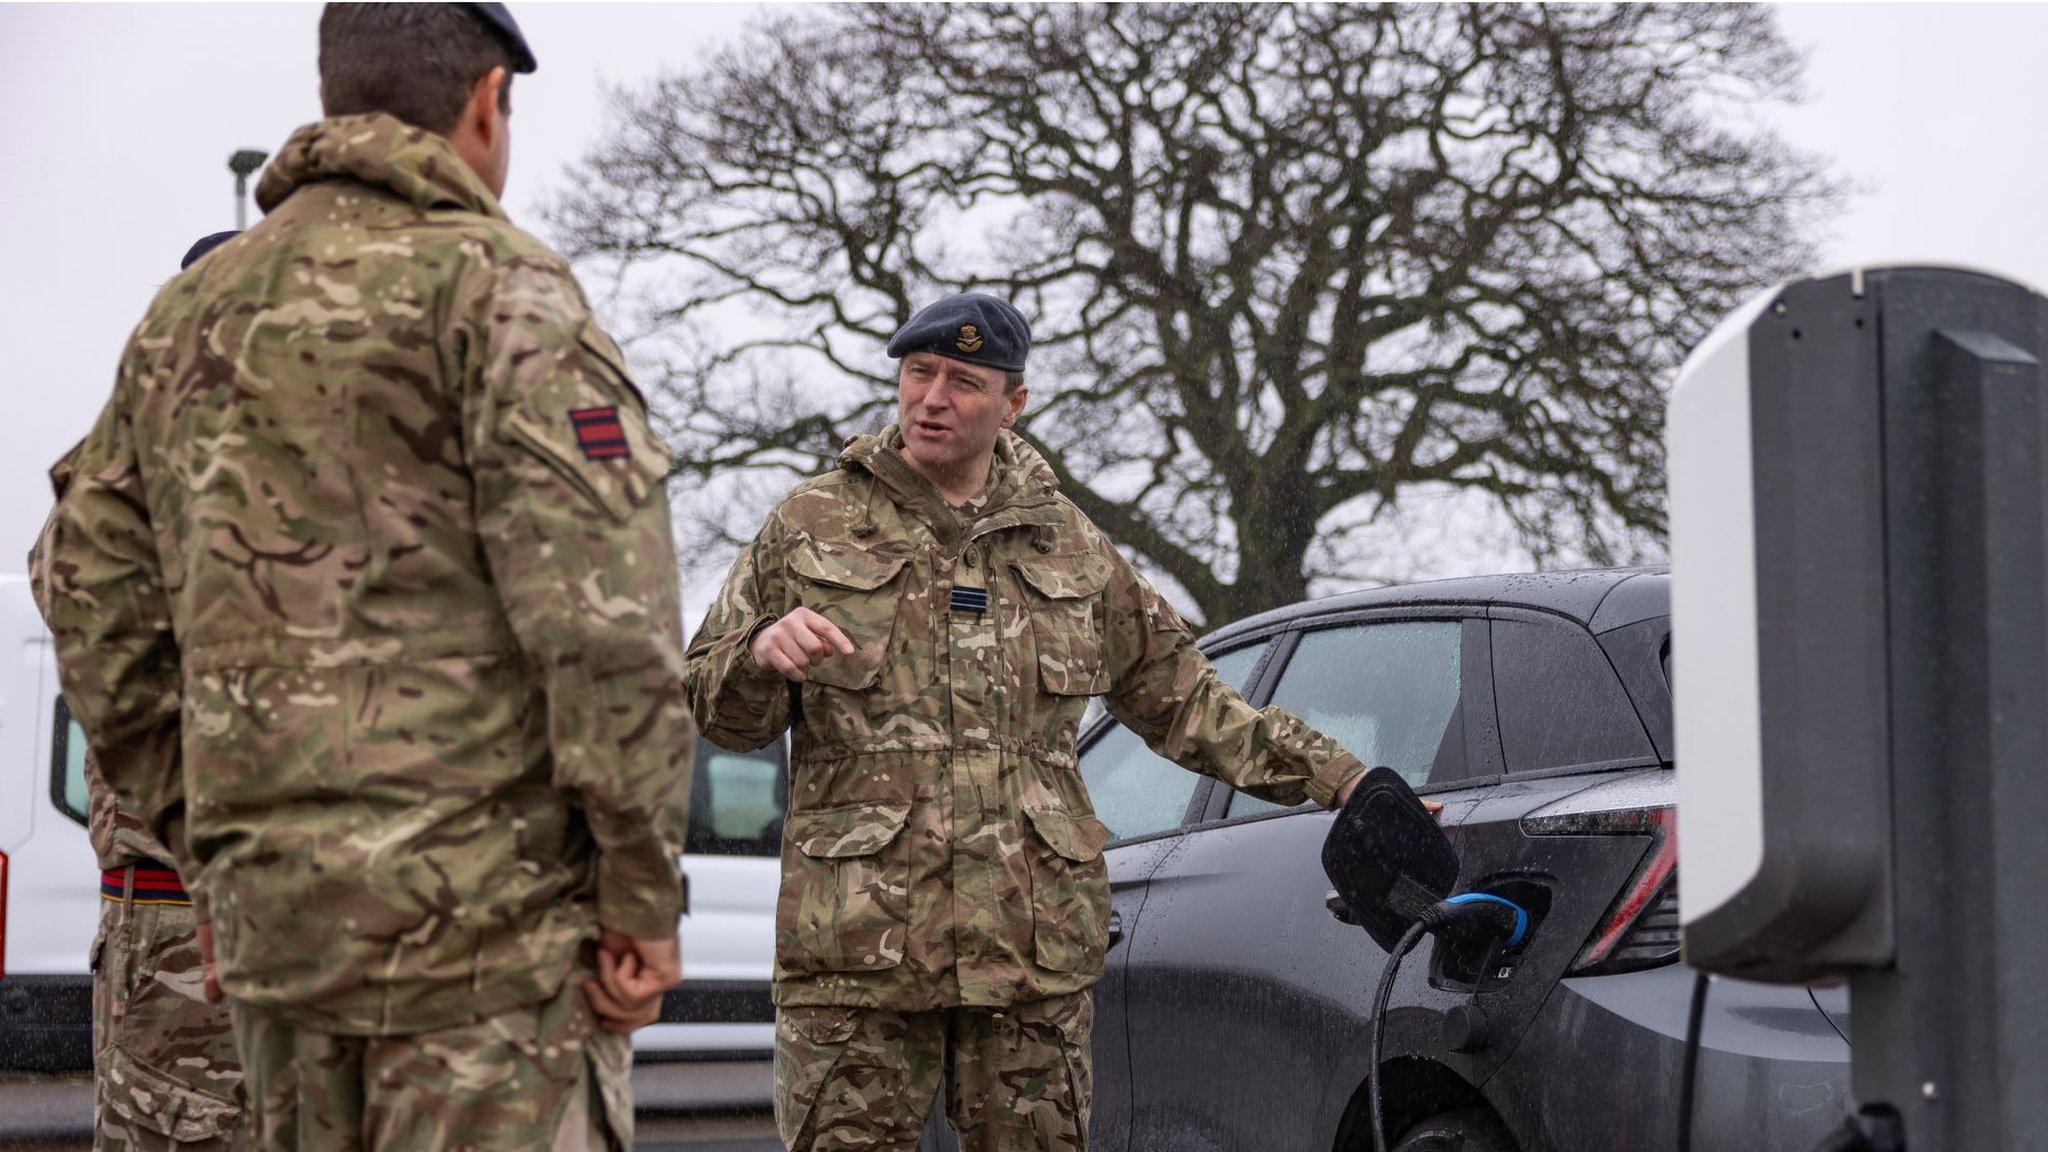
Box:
[255,113,508,220]
[839,426,1063,545]
[838,427,1058,495]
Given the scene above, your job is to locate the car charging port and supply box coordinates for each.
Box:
[1320,768,1548,1152]
[1433,877,1552,991]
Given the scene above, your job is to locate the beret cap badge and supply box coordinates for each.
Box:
[886,292,1029,372]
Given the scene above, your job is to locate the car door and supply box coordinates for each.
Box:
[917,638,1277,1152]
[1121,612,1499,1152]
[1075,639,1275,1152]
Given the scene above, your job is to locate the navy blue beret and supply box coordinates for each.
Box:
[465,3,537,74]
[181,230,240,270]
[886,293,1031,373]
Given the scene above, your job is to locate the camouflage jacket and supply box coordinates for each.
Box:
[685,429,1365,1010]
[42,113,694,1035]
[30,447,173,872]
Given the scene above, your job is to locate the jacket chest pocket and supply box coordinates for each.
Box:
[778,800,912,973]
[788,540,910,691]
[1013,552,1114,696]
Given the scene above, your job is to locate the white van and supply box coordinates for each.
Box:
[0,575,781,1068]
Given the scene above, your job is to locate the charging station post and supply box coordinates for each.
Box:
[1668,266,2048,1151]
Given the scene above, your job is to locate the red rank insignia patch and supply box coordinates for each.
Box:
[570,406,630,460]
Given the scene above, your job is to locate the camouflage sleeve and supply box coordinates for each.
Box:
[465,258,695,942]
[681,515,795,752]
[1100,552,1366,810]
[27,442,82,621]
[42,365,201,909]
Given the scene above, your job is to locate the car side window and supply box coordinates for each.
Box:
[1490,617,1653,773]
[1230,620,1464,817]
[685,738,787,857]
[1080,642,1268,844]
[52,696,89,828]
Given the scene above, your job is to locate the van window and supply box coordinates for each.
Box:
[52,697,89,828]
[1079,642,1268,843]
[52,702,789,855]
[686,739,787,857]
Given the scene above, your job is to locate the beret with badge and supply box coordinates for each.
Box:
[886,292,1031,373]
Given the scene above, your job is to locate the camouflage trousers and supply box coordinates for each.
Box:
[92,869,244,1151]
[775,991,1093,1152]
[228,971,632,1152]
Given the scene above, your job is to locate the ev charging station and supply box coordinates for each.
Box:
[1669,265,2048,1151]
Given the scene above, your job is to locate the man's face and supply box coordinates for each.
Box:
[896,352,1026,476]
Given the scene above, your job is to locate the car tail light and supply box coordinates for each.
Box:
[1523,804,1680,976]
[0,849,9,979]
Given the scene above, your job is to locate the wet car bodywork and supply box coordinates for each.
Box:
[926,567,1851,1151]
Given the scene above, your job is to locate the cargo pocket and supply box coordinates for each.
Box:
[1015,993,1095,1143]
[779,800,913,972]
[1013,553,1114,696]
[97,1043,240,1144]
[89,919,114,1055]
[774,1007,862,1149]
[585,1028,635,1152]
[1021,806,1113,974]
[787,540,908,691]
[501,325,671,523]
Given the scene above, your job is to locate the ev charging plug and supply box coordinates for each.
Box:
[1425,892,1531,952]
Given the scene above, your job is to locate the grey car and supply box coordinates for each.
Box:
[923,567,1851,1151]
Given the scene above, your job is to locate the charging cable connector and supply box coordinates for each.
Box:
[1368,893,1533,1152]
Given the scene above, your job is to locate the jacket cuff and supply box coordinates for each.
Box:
[1306,752,1369,810]
[596,855,686,941]
[735,614,785,681]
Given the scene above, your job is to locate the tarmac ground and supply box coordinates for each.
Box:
[0,1063,781,1152]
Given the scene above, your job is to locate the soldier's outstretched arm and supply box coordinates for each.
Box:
[1100,552,1366,810]
[681,518,800,751]
[463,257,695,945]
[43,358,196,905]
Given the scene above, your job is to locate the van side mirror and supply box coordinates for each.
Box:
[1321,766,1459,952]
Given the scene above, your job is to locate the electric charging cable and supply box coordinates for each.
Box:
[1368,894,1531,1152]
[1677,969,1903,1152]
[1678,969,1709,1152]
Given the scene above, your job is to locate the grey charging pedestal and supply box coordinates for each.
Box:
[1668,266,2048,1151]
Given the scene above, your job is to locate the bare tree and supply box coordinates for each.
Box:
[550,2,1839,626]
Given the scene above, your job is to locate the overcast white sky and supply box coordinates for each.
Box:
[5,2,2048,585]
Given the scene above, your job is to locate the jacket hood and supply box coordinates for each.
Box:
[838,426,1061,508]
[255,113,506,219]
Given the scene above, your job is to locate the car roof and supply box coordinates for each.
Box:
[1200,566,1670,647]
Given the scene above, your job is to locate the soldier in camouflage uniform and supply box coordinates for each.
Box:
[42,7,692,1150]
[33,227,243,1152]
[684,293,1372,1150]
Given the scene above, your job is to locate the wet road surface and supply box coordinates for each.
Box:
[0,1064,781,1151]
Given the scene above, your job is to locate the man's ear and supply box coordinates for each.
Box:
[470,66,508,141]
[1003,384,1029,428]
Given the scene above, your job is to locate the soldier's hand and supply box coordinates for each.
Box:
[1334,772,1444,819]
[749,607,856,683]
[195,920,223,1003]
[585,929,683,1035]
